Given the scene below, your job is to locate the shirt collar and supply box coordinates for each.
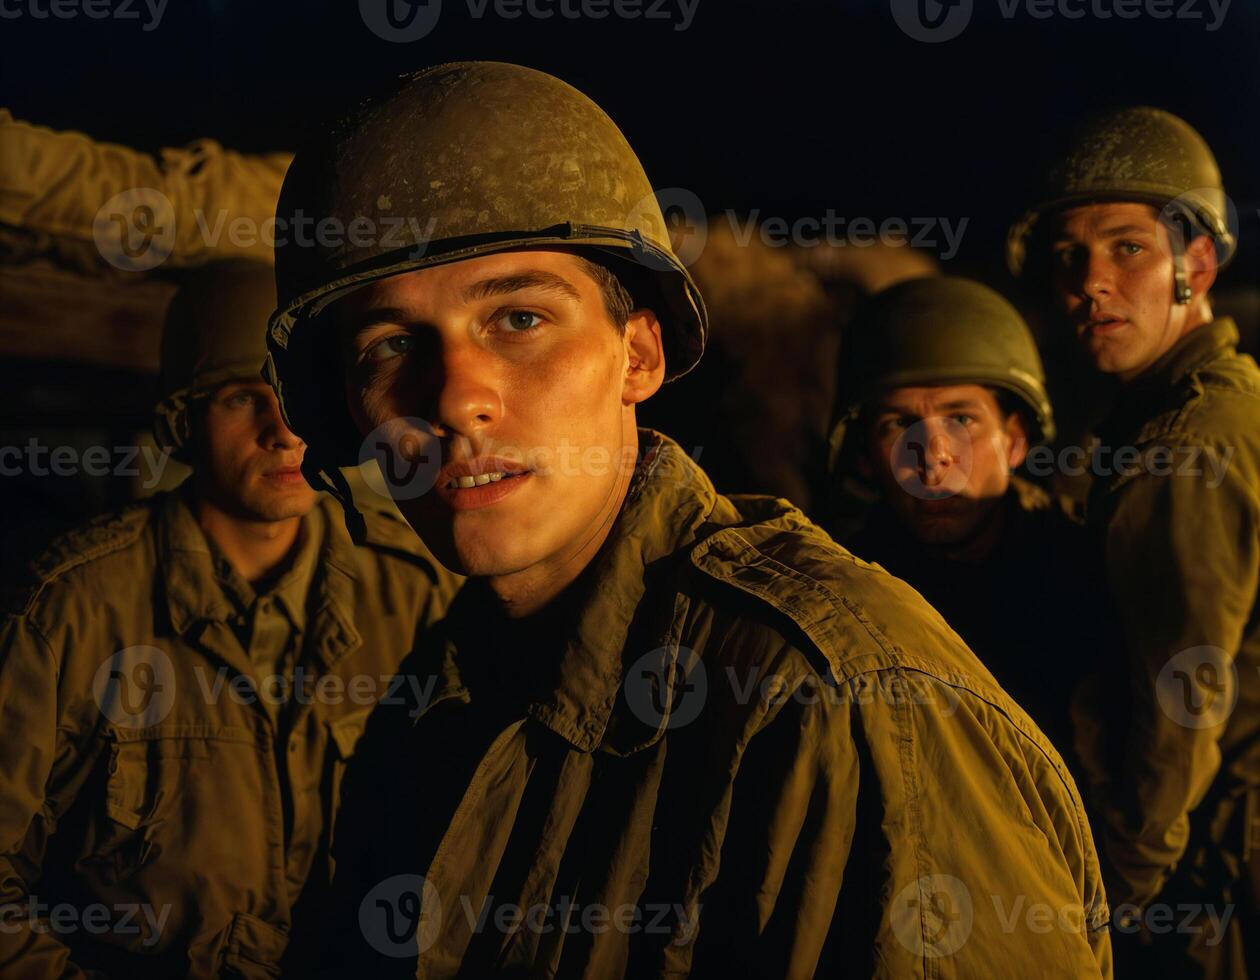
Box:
[160,488,360,665]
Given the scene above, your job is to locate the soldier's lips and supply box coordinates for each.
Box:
[1081,315,1128,338]
[435,469,532,510]
[262,466,306,485]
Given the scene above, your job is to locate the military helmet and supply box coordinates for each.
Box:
[264,61,708,479]
[827,276,1055,472]
[154,260,276,454]
[1007,106,1234,288]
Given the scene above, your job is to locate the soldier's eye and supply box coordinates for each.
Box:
[365,335,413,362]
[952,414,975,426]
[495,310,543,334]
[225,391,255,408]
[1118,241,1144,256]
[1053,245,1082,268]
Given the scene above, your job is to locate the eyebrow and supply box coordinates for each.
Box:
[339,270,583,340]
[873,399,984,415]
[1052,223,1153,244]
[460,270,581,304]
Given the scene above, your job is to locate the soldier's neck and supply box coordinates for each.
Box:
[488,475,634,621]
[194,498,304,587]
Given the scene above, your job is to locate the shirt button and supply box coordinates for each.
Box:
[289,737,299,752]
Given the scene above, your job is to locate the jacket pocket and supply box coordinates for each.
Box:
[96,731,212,878]
[220,911,290,979]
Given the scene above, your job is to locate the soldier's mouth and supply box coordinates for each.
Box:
[1081,314,1128,336]
[263,466,306,485]
[441,470,528,490]
[435,460,534,510]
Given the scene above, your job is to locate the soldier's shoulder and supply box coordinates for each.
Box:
[1168,346,1260,445]
[9,498,160,616]
[687,494,997,692]
[321,493,463,593]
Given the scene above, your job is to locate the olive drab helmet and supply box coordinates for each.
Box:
[826,276,1055,475]
[1007,106,1235,304]
[154,260,277,457]
[263,61,708,518]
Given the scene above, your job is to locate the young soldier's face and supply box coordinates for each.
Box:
[336,249,664,579]
[196,380,319,521]
[864,384,1027,546]
[1049,202,1206,382]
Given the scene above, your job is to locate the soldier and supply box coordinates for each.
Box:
[266,62,1111,977]
[1009,106,1260,979]
[827,275,1103,760]
[0,262,458,978]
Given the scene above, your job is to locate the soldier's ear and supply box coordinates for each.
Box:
[1185,234,1218,299]
[622,310,665,406]
[1005,412,1030,471]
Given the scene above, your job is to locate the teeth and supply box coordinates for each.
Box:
[444,470,512,490]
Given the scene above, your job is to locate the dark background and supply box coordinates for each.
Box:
[4,0,1258,283]
[1,0,1257,569]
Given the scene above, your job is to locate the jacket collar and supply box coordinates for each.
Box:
[1097,317,1239,444]
[429,431,720,752]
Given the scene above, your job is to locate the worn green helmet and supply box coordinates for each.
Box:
[264,61,708,483]
[1007,106,1234,291]
[154,260,276,455]
[827,276,1055,473]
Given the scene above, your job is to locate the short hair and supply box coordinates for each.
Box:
[576,255,635,333]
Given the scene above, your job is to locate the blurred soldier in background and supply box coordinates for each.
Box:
[0,262,458,978]
[827,275,1104,762]
[267,61,1111,977]
[1010,106,1260,979]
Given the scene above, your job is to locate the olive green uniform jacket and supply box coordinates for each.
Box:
[330,432,1111,979]
[0,488,458,979]
[1079,318,1260,977]
[845,476,1107,776]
